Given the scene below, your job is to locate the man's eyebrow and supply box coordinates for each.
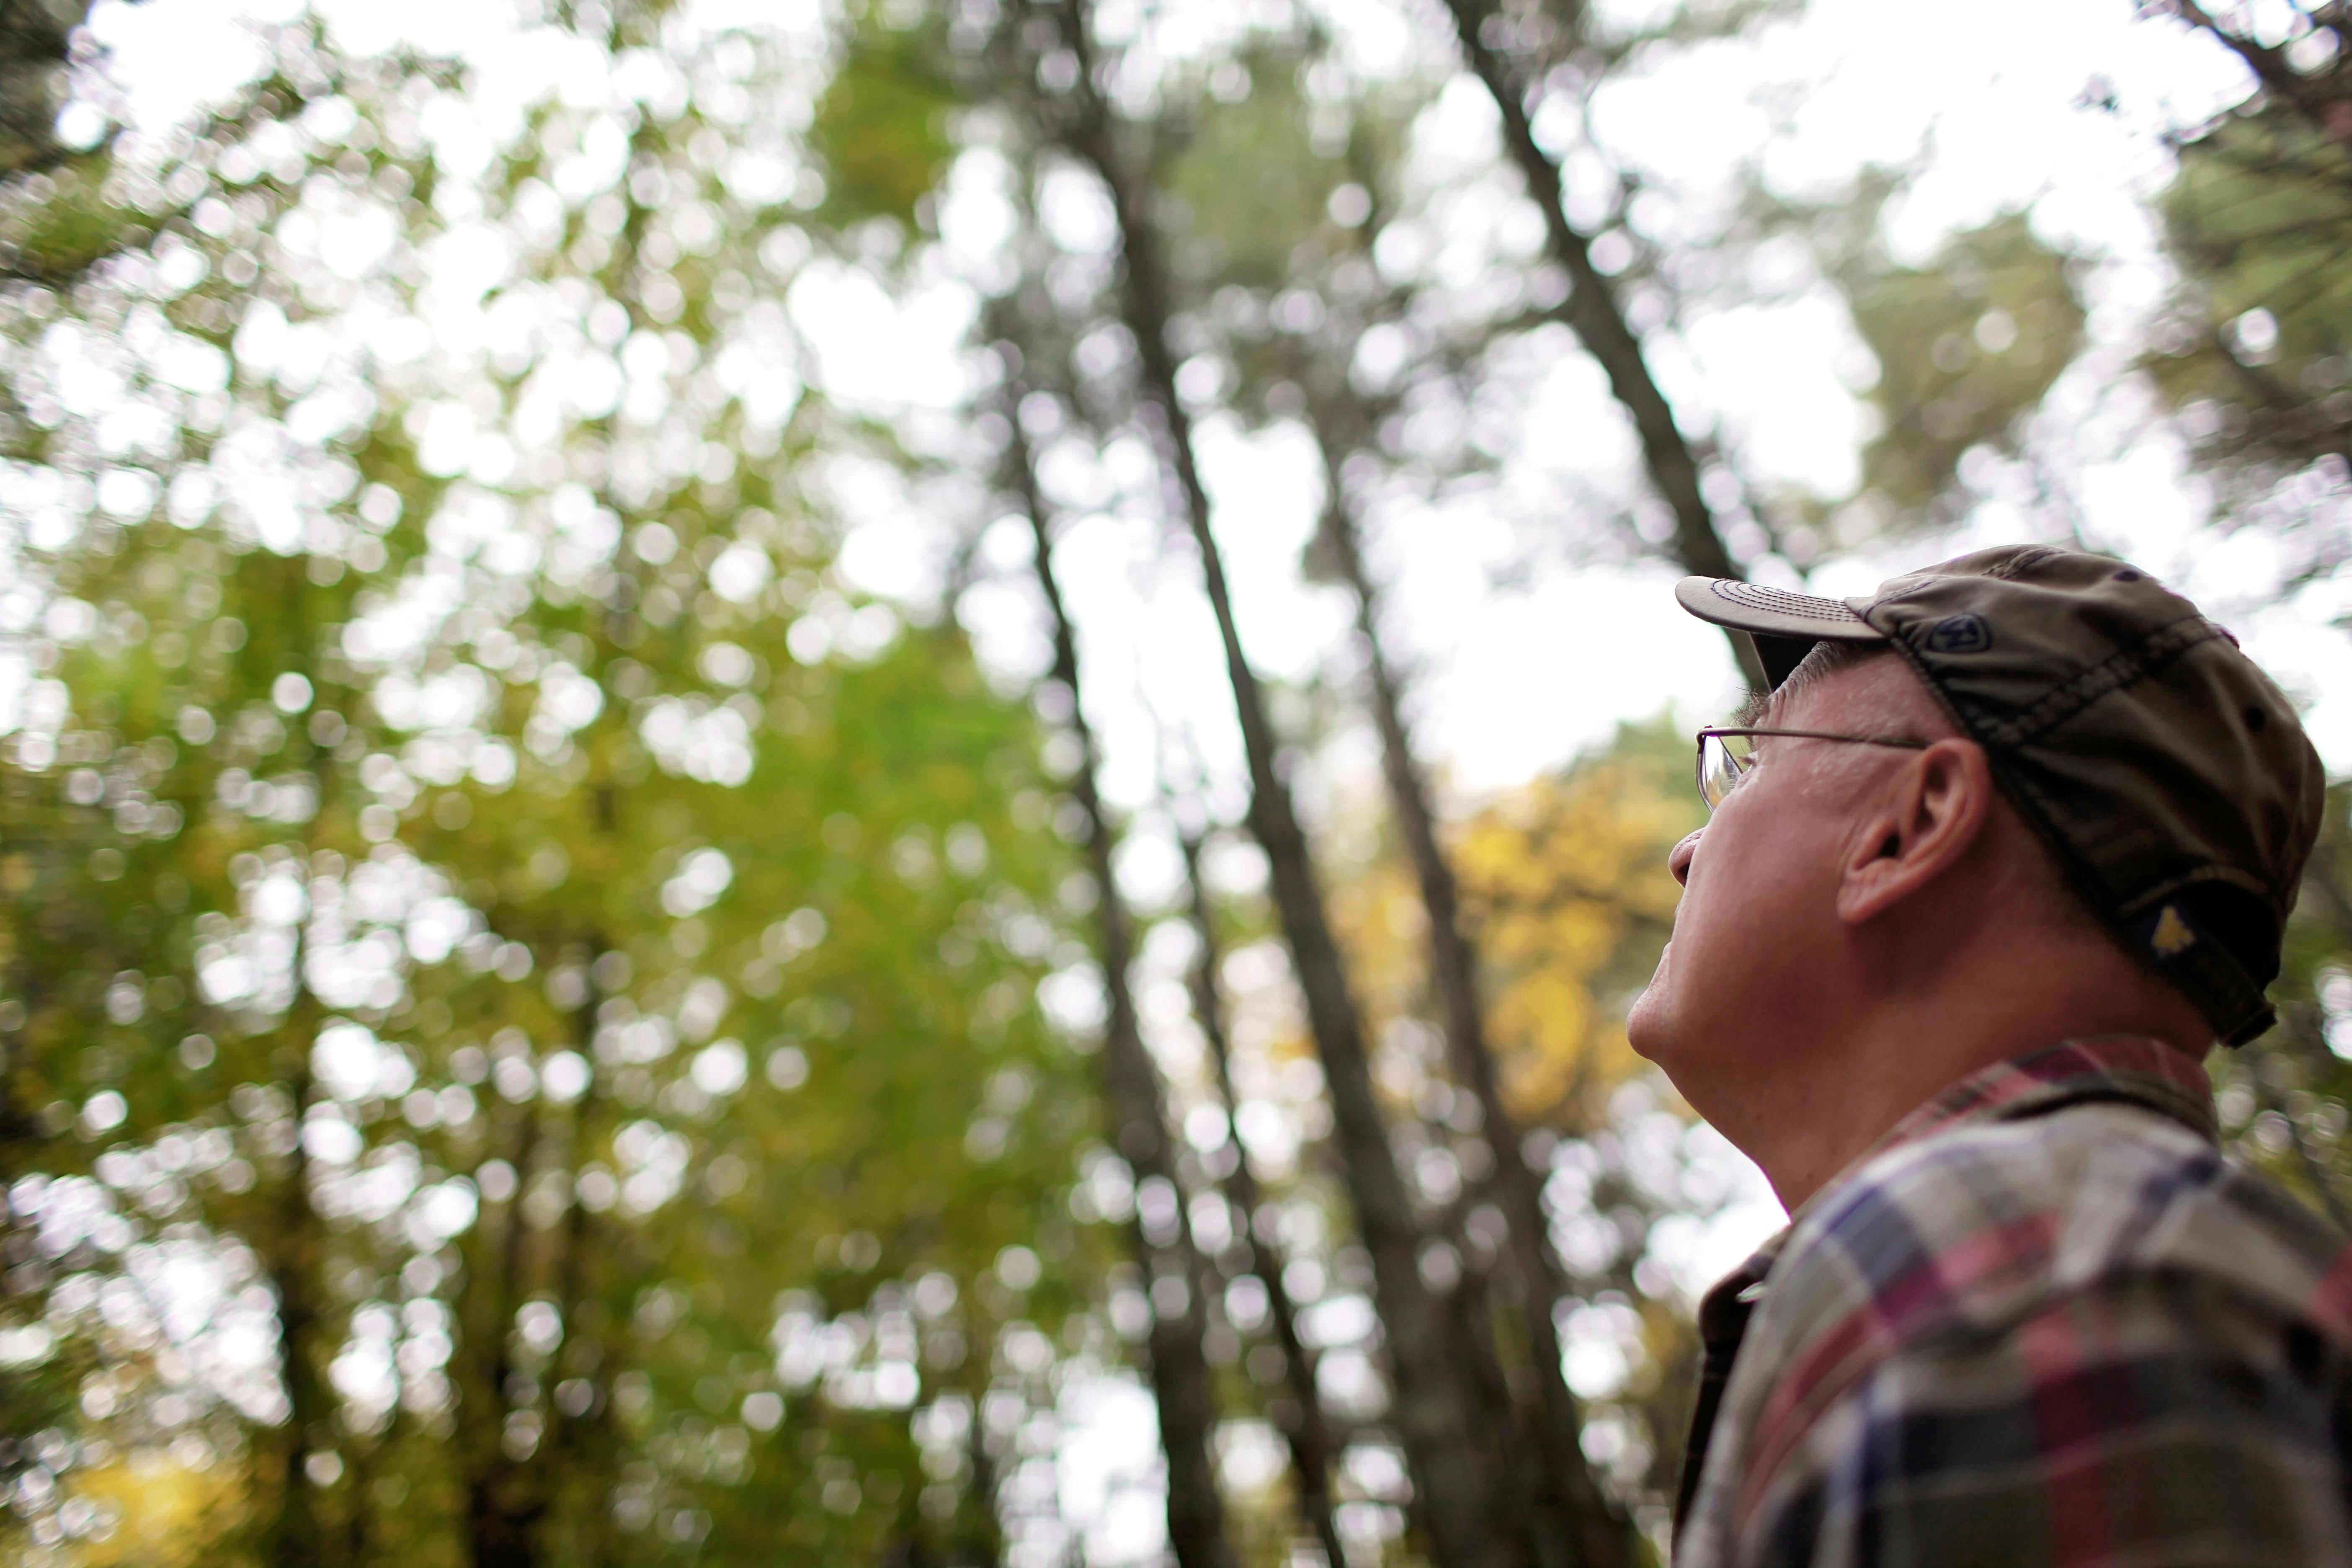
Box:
[1733,688,1772,727]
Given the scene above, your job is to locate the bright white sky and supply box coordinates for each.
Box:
[70,0,2346,1556]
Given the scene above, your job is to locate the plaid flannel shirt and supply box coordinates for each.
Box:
[1672,1037,2352,1568]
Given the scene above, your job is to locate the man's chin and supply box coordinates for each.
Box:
[1625,959,1670,1064]
[1627,949,1684,1063]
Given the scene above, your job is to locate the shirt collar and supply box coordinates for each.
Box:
[1863,1034,2217,1158]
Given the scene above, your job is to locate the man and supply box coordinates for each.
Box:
[1633,545,2349,1566]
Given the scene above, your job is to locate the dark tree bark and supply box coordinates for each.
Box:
[259,588,335,1568]
[534,949,627,1568]
[1313,433,1632,1568]
[1006,376,1236,1568]
[260,1039,331,1568]
[461,1095,549,1568]
[1030,5,1521,1564]
[1447,1254,1564,1560]
[1439,0,1768,693]
[1171,824,1349,1568]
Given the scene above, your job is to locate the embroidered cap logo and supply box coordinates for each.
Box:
[2151,905,2197,957]
[1927,614,1991,655]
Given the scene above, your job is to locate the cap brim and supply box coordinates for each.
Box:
[1675,577,1887,690]
[1674,577,1885,642]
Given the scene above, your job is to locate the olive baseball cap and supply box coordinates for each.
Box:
[1676,545,2326,1046]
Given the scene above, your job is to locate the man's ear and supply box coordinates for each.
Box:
[1834,739,1994,926]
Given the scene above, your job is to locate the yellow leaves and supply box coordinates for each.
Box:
[1457,720,1698,1129]
[1323,815,1428,1031]
[60,1449,239,1568]
[1323,718,1697,1130]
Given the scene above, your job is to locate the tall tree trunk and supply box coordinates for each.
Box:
[537,942,625,1568]
[1007,378,1235,1568]
[1439,0,1768,693]
[1172,825,1348,1568]
[262,565,333,1568]
[1447,1254,1558,1562]
[1312,438,1632,1568]
[960,1382,1004,1568]
[261,1041,330,1568]
[1034,6,1519,1563]
[464,1094,548,1568]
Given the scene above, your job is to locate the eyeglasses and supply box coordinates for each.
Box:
[1694,727,1932,813]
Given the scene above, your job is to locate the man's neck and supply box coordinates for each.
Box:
[1747,959,2209,1213]
[1753,1039,1985,1213]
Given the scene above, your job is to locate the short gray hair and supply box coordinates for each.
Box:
[1739,640,1898,725]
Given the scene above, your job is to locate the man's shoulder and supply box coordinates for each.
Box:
[1772,1094,2352,1367]
[1704,1099,2352,1563]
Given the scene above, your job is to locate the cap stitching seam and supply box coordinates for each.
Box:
[1884,628,2272,1045]
[2115,864,2278,919]
[1997,757,2274,1041]
[1978,615,2220,746]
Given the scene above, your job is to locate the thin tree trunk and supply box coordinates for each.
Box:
[537,942,624,1568]
[262,1041,330,1568]
[1173,825,1349,1568]
[1008,381,1235,1568]
[1314,439,1632,1568]
[961,1383,1005,1568]
[464,1094,547,1568]
[263,565,333,1568]
[1448,1255,1557,1564]
[1036,6,1519,1563]
[1439,0,1767,693]
[341,1436,371,1568]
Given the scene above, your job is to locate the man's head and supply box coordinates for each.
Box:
[1629,548,2326,1206]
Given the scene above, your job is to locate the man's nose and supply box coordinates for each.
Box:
[1667,828,1702,887]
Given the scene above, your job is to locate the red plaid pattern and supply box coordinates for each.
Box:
[1673,1037,2352,1567]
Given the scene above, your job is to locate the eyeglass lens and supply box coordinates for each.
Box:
[1697,732,1754,812]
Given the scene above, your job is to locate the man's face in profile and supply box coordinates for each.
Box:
[1627,669,1883,1114]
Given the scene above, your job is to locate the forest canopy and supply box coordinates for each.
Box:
[3,2,2351,1567]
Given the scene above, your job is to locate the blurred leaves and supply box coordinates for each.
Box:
[1459,717,1698,1127]
[0,157,133,282]
[0,0,89,178]
[2223,783,2352,1268]
[809,18,959,232]
[2145,101,2352,494]
[1839,211,2086,521]
[0,12,1088,1564]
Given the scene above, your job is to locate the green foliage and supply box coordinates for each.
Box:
[0,17,1098,1566]
[1161,44,1352,297]
[809,22,960,232]
[1838,211,2086,520]
[2143,101,2352,492]
[2220,782,2352,1238]
[0,157,137,281]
